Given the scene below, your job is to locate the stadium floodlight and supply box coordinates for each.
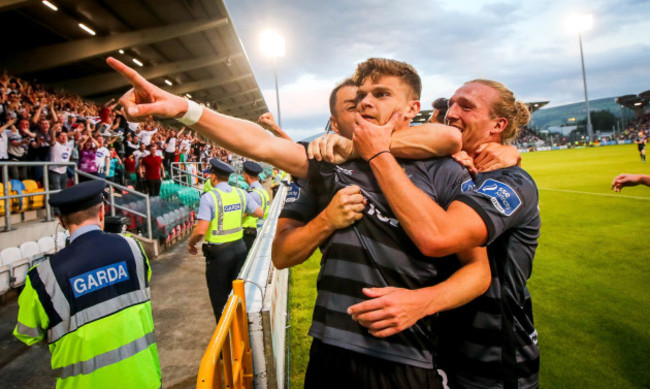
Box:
[164,79,173,86]
[132,58,143,67]
[42,1,58,11]
[78,23,96,36]
[566,13,594,142]
[260,30,285,128]
[185,94,192,99]
[118,49,125,54]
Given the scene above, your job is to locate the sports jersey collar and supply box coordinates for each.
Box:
[70,225,101,243]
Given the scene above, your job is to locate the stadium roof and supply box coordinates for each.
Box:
[0,0,268,121]
[616,90,650,111]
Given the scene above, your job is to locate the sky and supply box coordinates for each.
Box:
[224,0,650,141]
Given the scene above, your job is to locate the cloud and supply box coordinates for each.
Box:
[227,0,650,137]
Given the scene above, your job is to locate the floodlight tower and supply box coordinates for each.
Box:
[567,14,594,142]
[260,30,285,128]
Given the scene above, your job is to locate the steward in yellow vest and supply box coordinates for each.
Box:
[14,180,161,389]
[187,159,263,320]
[241,161,271,252]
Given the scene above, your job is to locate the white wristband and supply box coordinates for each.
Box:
[176,100,203,126]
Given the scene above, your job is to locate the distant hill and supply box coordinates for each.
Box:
[531,97,635,130]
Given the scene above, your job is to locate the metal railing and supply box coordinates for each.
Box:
[1,161,153,239]
[197,279,253,389]
[1,161,78,231]
[170,162,206,188]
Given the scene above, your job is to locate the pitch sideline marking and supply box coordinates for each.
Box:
[539,187,650,201]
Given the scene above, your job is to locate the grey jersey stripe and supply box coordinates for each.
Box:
[53,331,156,379]
[16,321,42,338]
[48,289,151,342]
[309,323,432,368]
[212,227,242,236]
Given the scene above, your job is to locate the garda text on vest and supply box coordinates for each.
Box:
[70,261,130,297]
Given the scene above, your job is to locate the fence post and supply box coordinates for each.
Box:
[2,165,11,232]
[109,185,116,216]
[145,195,152,239]
[43,169,52,221]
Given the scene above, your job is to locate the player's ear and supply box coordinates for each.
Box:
[330,116,340,134]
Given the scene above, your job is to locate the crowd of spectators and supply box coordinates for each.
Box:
[616,113,650,141]
[0,72,233,195]
[513,126,544,146]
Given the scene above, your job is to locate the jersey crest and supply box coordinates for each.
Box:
[477,178,521,216]
[285,182,301,203]
[461,178,476,192]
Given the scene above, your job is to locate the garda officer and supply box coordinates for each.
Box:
[188,159,263,320]
[13,180,161,388]
[241,161,271,252]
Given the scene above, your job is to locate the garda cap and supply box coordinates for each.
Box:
[243,161,263,176]
[203,158,234,176]
[49,180,106,215]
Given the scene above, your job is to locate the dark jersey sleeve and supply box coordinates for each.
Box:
[407,157,474,209]
[454,167,539,245]
[279,179,320,223]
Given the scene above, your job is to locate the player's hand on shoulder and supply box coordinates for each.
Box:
[307,133,354,164]
[473,143,521,172]
[452,150,478,176]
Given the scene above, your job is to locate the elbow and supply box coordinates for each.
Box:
[417,235,453,258]
[271,244,289,269]
[445,129,462,155]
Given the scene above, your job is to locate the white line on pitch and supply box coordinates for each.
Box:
[538,188,650,201]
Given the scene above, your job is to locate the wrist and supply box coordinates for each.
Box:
[367,150,391,164]
[176,99,203,126]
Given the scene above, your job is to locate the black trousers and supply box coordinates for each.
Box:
[202,240,247,321]
[305,339,444,389]
[243,227,257,252]
[146,179,161,196]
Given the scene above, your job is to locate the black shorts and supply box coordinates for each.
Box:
[638,143,645,151]
[304,339,445,389]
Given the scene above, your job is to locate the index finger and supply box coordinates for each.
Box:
[347,297,386,315]
[106,57,149,88]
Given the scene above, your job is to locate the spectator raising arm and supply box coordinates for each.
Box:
[106,57,309,179]
[258,112,293,141]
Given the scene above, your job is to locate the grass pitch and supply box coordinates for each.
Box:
[287,144,650,388]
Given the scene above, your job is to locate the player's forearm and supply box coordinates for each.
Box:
[272,216,336,269]
[420,247,491,316]
[190,109,308,178]
[639,174,650,187]
[390,123,462,159]
[368,153,455,255]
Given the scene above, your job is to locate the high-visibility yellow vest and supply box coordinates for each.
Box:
[242,186,270,229]
[13,231,160,389]
[205,187,246,244]
[202,179,213,193]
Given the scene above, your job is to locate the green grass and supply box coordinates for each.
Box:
[287,144,650,388]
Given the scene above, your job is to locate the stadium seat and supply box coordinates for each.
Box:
[22,179,45,210]
[0,247,29,288]
[0,263,10,295]
[9,179,27,213]
[20,241,42,260]
[38,236,56,255]
[54,232,67,250]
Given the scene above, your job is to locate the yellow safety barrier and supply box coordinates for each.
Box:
[197,280,253,389]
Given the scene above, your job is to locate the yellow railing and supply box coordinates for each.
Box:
[196,280,253,389]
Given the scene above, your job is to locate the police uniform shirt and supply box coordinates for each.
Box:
[291,142,473,369]
[247,181,266,209]
[198,182,259,225]
[442,166,541,389]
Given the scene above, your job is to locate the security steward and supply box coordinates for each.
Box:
[188,159,263,320]
[13,180,161,388]
[241,161,271,252]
